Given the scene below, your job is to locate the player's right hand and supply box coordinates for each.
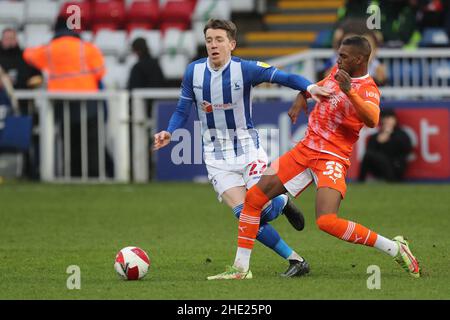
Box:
[334,69,352,93]
[153,131,172,150]
[288,92,308,124]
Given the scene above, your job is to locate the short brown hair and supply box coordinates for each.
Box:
[203,19,237,41]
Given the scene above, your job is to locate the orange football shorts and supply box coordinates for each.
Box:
[270,143,350,199]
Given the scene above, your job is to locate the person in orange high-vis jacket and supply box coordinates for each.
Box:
[23,19,110,178]
[23,23,104,92]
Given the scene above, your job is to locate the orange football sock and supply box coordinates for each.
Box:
[238,185,269,250]
[316,213,378,246]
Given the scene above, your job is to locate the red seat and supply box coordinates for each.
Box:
[92,0,126,31]
[159,22,190,34]
[58,1,92,31]
[126,22,153,33]
[92,23,118,34]
[159,0,195,31]
[126,0,159,27]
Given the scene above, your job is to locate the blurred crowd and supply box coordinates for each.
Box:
[336,0,450,48]
[1,0,449,94]
[316,0,450,87]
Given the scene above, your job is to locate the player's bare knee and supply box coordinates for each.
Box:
[315,188,341,217]
[262,166,277,176]
[258,174,285,198]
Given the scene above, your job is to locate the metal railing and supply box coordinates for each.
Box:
[14,90,130,182]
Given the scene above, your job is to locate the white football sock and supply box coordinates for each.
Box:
[287,251,304,262]
[280,194,289,208]
[233,247,252,272]
[374,235,399,257]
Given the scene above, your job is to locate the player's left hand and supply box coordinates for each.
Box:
[153,131,172,150]
[288,92,308,124]
[335,69,352,93]
[308,84,332,102]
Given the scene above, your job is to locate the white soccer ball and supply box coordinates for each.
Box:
[114,246,150,280]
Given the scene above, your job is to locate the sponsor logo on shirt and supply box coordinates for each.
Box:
[256,61,271,68]
[365,90,379,101]
[329,93,343,110]
[201,100,237,113]
[202,101,213,113]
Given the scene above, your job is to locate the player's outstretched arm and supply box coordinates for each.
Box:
[248,60,332,104]
[267,68,332,102]
[153,131,172,150]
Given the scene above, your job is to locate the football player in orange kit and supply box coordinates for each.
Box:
[208,35,421,280]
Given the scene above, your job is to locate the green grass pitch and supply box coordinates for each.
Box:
[0,182,449,299]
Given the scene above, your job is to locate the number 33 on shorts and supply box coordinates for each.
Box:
[322,161,343,184]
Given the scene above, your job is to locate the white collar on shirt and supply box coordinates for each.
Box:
[207,56,232,73]
[351,73,370,80]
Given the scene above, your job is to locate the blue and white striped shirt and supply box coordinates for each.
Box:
[167,56,312,160]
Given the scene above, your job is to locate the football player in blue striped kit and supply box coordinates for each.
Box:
[154,19,331,278]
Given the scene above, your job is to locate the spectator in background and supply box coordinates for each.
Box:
[0,28,43,90]
[359,109,412,182]
[444,0,450,40]
[127,37,166,180]
[416,0,445,32]
[0,28,42,179]
[23,19,105,92]
[336,0,371,21]
[0,65,15,135]
[127,37,165,91]
[23,18,108,178]
[379,0,418,47]
[331,0,448,48]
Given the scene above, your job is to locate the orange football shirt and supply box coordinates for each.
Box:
[301,65,381,161]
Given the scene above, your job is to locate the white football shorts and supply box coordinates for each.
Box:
[205,147,269,202]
